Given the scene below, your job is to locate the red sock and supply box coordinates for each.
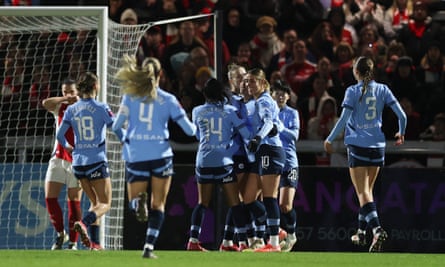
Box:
[45,198,64,233]
[68,200,81,243]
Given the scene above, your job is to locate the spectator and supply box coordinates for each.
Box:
[157,0,188,44]
[109,0,126,23]
[266,28,298,79]
[71,29,97,74]
[189,46,213,75]
[244,0,281,22]
[222,6,252,56]
[303,57,343,113]
[281,39,317,99]
[382,0,414,41]
[343,0,385,33]
[170,51,190,82]
[307,21,336,62]
[108,0,125,23]
[379,41,407,83]
[161,20,207,86]
[386,40,407,59]
[299,73,332,128]
[279,0,324,39]
[138,26,165,61]
[307,96,340,140]
[418,41,444,86]
[67,56,87,82]
[2,46,25,97]
[269,70,284,88]
[388,56,420,104]
[230,41,261,70]
[28,65,52,135]
[195,14,231,67]
[331,41,355,90]
[327,6,358,49]
[120,8,138,25]
[357,24,385,56]
[419,112,445,141]
[249,16,284,69]
[1,47,26,136]
[132,0,161,23]
[397,0,443,66]
[194,66,212,91]
[168,62,202,145]
[419,44,445,126]
[383,97,422,140]
[29,65,51,109]
[180,66,209,111]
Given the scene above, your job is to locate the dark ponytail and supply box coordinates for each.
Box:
[77,72,98,95]
[354,57,374,102]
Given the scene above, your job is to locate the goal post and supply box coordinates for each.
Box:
[0,7,223,250]
[0,6,107,249]
[0,6,108,92]
[105,11,222,250]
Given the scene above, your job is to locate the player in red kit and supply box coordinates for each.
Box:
[42,78,82,250]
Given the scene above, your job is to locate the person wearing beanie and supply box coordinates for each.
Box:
[120,8,138,25]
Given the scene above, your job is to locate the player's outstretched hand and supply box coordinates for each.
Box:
[394,133,404,146]
[324,140,333,154]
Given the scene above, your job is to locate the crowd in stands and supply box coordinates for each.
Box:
[1,0,445,142]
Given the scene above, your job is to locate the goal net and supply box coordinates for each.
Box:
[105,12,218,250]
[0,7,218,250]
[0,7,107,249]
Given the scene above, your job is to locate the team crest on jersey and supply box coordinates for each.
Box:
[157,95,165,105]
[238,163,245,170]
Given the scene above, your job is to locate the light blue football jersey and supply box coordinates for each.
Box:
[112,88,195,162]
[250,91,282,146]
[341,80,402,148]
[57,98,115,166]
[278,105,300,169]
[230,94,249,157]
[192,102,252,168]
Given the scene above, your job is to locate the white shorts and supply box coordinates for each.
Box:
[45,157,80,188]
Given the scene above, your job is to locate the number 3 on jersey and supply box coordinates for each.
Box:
[365,96,377,120]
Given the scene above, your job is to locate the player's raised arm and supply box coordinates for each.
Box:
[42,78,78,113]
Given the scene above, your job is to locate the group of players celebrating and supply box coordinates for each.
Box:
[44,55,406,259]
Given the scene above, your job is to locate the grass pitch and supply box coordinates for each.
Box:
[1,250,443,267]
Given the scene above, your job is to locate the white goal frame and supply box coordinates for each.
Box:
[0,6,108,96]
[0,7,223,250]
[0,6,108,249]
